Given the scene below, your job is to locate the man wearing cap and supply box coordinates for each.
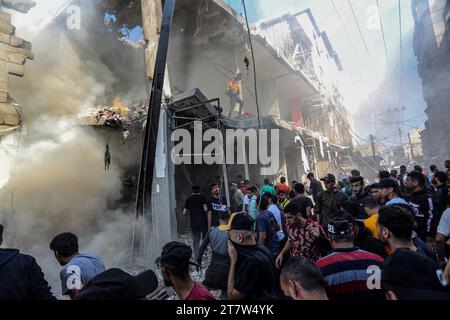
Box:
[315,174,348,227]
[378,179,408,206]
[156,242,215,300]
[223,213,279,300]
[316,217,385,300]
[74,268,161,300]
[382,248,450,300]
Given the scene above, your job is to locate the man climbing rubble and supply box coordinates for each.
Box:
[225,73,244,117]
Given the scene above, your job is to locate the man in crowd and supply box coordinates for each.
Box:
[428,165,438,184]
[280,256,328,300]
[256,196,282,257]
[436,202,450,264]
[377,205,434,260]
[291,183,314,220]
[315,174,348,226]
[378,179,408,206]
[183,185,208,260]
[316,217,385,300]
[260,178,276,196]
[157,242,215,300]
[363,197,381,239]
[264,192,286,246]
[277,190,289,210]
[50,232,105,299]
[368,183,382,203]
[276,202,328,268]
[207,183,228,230]
[306,173,323,203]
[224,213,279,300]
[433,171,448,219]
[349,176,369,219]
[398,165,408,191]
[198,211,230,299]
[241,180,251,212]
[382,248,450,300]
[0,224,56,300]
[276,177,290,195]
[246,186,259,224]
[405,171,439,243]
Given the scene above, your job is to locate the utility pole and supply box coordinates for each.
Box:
[133,0,176,264]
[369,134,376,161]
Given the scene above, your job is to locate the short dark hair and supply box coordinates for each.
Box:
[192,185,200,193]
[434,171,448,184]
[379,171,390,179]
[307,173,314,179]
[362,197,380,210]
[219,211,230,221]
[288,190,296,199]
[408,171,426,187]
[390,170,398,177]
[378,206,414,241]
[414,165,423,173]
[430,165,437,172]
[259,196,269,211]
[210,183,219,191]
[50,233,79,258]
[283,202,300,216]
[281,256,327,293]
[351,170,361,177]
[294,183,305,194]
[0,224,3,244]
[280,177,286,183]
[264,178,270,185]
[277,189,287,195]
[350,176,364,184]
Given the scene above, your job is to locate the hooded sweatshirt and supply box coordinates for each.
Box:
[0,249,55,300]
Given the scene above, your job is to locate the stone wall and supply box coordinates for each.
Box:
[0,0,34,132]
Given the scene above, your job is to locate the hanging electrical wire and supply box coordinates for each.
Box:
[330,0,359,56]
[346,0,371,58]
[242,0,262,129]
[375,0,397,116]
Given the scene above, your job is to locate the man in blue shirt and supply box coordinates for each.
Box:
[50,232,106,299]
[256,196,281,257]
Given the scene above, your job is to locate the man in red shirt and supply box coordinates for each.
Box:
[276,177,291,195]
[156,242,216,300]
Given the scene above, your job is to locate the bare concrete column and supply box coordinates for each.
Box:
[141,0,163,80]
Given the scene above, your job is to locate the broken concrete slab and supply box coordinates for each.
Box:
[1,0,36,14]
[0,11,11,24]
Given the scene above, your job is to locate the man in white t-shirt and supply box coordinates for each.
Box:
[263,192,285,243]
[436,207,450,263]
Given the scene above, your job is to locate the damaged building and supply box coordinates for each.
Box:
[1,0,355,262]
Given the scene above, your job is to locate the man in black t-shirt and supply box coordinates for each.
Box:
[207,183,228,230]
[223,213,280,300]
[291,183,314,219]
[307,173,323,203]
[183,185,208,260]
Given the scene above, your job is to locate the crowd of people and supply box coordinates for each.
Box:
[1,161,450,301]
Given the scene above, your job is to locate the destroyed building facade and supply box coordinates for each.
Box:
[412,0,450,165]
[1,0,356,261]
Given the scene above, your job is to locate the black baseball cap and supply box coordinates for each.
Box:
[327,217,352,236]
[74,268,159,300]
[219,212,255,231]
[378,179,399,189]
[382,248,450,300]
[321,173,336,183]
[155,242,199,268]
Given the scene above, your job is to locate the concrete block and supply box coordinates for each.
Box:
[7,61,24,76]
[0,32,11,45]
[0,12,12,24]
[0,21,14,34]
[10,35,24,47]
[9,52,26,64]
[0,91,7,102]
[0,80,8,92]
